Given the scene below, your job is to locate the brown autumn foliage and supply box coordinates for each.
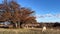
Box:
[0,0,37,28]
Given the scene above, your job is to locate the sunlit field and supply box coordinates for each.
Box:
[0,28,60,34]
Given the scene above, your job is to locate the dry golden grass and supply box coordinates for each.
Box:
[0,28,60,34]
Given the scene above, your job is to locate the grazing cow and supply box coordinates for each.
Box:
[42,26,46,32]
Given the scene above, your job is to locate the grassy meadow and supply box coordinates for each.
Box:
[0,28,60,34]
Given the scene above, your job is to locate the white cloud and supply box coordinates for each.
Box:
[35,14,45,18]
[35,14,54,18]
[45,14,54,17]
[35,14,60,18]
[55,14,60,18]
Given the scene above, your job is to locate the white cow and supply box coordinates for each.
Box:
[42,26,46,32]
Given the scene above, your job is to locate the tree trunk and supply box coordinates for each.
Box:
[15,23,18,28]
[18,21,20,28]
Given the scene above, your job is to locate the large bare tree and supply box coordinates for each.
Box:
[0,0,37,28]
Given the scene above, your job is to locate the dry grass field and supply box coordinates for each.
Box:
[0,28,60,34]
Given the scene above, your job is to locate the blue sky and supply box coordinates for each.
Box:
[0,0,60,22]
